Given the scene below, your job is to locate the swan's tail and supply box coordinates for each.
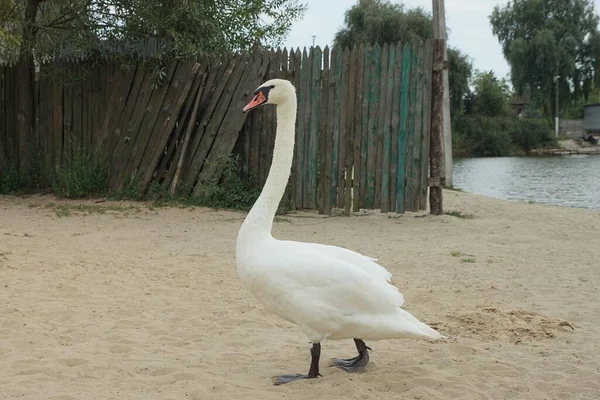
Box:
[396,307,445,340]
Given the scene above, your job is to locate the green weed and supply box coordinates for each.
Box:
[51,144,108,198]
[444,210,475,219]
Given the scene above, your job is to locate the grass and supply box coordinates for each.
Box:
[444,185,464,192]
[189,156,261,211]
[444,210,475,219]
[450,250,476,263]
[0,161,21,195]
[34,202,143,218]
[2,144,285,215]
[51,144,108,198]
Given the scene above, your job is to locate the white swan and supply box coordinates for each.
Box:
[237,79,444,385]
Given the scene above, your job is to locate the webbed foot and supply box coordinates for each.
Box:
[330,338,371,373]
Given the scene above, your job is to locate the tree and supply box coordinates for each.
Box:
[334,0,432,48]
[470,71,511,118]
[448,47,472,116]
[333,0,472,116]
[490,0,600,117]
[2,0,307,62]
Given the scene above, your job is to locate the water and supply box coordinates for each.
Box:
[453,155,600,210]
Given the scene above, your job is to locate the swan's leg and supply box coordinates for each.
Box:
[330,338,371,373]
[272,342,322,385]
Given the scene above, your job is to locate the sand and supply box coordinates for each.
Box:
[1,190,599,400]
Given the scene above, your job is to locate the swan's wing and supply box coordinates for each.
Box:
[261,245,401,315]
[298,242,393,284]
[250,241,440,340]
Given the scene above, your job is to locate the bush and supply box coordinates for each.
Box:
[508,118,555,153]
[0,161,20,194]
[453,116,512,157]
[4,144,281,214]
[191,155,261,211]
[452,116,555,157]
[51,145,108,198]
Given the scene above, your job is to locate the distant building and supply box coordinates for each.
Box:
[509,93,530,117]
[584,104,600,134]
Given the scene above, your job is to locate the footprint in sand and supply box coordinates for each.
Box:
[109,344,132,353]
[58,358,88,367]
[57,335,74,346]
[148,367,177,376]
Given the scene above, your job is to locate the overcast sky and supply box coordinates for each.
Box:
[284,0,600,81]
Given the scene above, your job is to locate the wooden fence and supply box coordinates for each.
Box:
[0,40,433,214]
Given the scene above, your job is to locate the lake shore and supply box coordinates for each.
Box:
[1,191,599,399]
[528,137,600,156]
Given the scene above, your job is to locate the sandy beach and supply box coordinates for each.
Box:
[1,190,599,400]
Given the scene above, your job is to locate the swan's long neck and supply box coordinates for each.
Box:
[239,99,297,241]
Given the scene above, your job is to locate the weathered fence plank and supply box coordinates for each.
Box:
[337,47,350,208]
[410,44,425,211]
[317,46,330,214]
[420,40,433,210]
[396,43,412,213]
[307,46,322,209]
[295,49,309,207]
[344,46,358,215]
[405,42,419,211]
[359,45,371,209]
[374,44,388,209]
[366,44,381,209]
[287,48,299,209]
[381,43,395,213]
[331,46,342,209]
[352,45,365,212]
[0,66,5,171]
[324,47,336,215]
[52,67,64,169]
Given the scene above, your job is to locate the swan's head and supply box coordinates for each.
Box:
[243,79,296,113]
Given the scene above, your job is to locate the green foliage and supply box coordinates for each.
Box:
[108,176,147,201]
[0,1,20,63]
[191,155,261,211]
[490,0,600,116]
[4,144,274,213]
[334,0,433,48]
[509,118,556,153]
[0,160,20,194]
[448,47,472,115]
[51,145,108,198]
[1,0,307,64]
[453,116,555,157]
[470,71,511,117]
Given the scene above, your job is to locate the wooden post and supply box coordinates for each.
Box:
[432,0,452,187]
[429,39,445,215]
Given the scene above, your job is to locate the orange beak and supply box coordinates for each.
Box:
[243,90,267,113]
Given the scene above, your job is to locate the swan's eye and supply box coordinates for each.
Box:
[269,85,275,88]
